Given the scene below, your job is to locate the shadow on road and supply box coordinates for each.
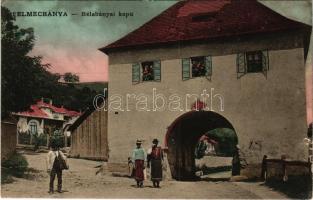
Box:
[262,176,312,199]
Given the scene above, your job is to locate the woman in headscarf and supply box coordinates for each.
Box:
[147,139,164,187]
[132,139,146,188]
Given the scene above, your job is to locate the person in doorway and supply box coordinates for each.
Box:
[46,142,68,194]
[147,139,164,188]
[232,145,241,176]
[132,139,146,188]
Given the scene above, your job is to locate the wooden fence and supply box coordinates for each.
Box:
[69,108,108,161]
[261,155,311,181]
[1,121,17,160]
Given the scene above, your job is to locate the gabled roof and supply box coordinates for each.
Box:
[14,100,81,119]
[68,98,106,132]
[68,107,94,132]
[16,104,49,119]
[100,0,310,53]
[36,100,81,117]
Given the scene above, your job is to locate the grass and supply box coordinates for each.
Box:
[1,153,29,184]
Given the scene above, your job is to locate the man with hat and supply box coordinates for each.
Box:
[46,139,68,194]
[131,139,146,187]
[147,138,164,188]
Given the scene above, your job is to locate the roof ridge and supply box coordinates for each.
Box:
[100,0,310,53]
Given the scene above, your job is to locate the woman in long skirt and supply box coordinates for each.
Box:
[147,139,163,188]
[132,139,146,187]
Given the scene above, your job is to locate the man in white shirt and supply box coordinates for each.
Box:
[46,143,67,194]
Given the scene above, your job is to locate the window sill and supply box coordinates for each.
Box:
[132,80,161,85]
[183,76,212,81]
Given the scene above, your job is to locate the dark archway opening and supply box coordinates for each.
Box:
[194,128,238,180]
[165,111,238,181]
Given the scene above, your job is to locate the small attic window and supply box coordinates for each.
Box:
[192,12,217,22]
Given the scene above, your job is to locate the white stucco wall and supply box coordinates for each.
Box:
[107,46,307,165]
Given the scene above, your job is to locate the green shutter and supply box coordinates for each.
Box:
[236,53,246,79]
[262,50,269,78]
[182,58,190,80]
[132,63,140,83]
[153,60,161,81]
[205,56,212,80]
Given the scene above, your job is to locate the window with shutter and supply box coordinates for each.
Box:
[182,58,190,80]
[191,56,206,78]
[236,53,246,79]
[132,63,140,83]
[237,50,269,79]
[132,60,162,83]
[246,51,263,73]
[153,60,161,81]
[262,50,269,78]
[205,56,212,80]
[141,61,154,81]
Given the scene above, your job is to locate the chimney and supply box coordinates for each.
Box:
[49,99,53,105]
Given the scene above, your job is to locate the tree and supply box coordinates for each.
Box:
[1,6,59,118]
[63,72,79,83]
[1,6,100,117]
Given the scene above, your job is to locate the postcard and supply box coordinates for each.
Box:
[1,0,312,199]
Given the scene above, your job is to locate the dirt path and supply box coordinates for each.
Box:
[1,151,288,199]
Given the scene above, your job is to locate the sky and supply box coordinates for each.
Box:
[2,0,313,123]
[3,0,176,82]
[2,0,312,82]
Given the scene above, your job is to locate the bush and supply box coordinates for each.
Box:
[18,132,31,145]
[207,128,238,156]
[49,132,65,148]
[31,133,48,150]
[2,153,29,178]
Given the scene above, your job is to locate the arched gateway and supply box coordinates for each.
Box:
[165,111,237,181]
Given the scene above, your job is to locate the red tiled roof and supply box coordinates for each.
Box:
[100,0,309,52]
[65,110,81,117]
[36,100,80,117]
[15,100,81,119]
[17,104,49,119]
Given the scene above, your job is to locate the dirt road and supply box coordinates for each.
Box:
[1,151,288,199]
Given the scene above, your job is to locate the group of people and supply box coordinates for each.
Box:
[131,138,164,188]
[46,138,164,193]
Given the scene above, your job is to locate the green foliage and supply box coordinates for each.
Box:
[72,82,108,93]
[18,132,31,145]
[51,85,99,112]
[38,134,48,146]
[1,168,14,184]
[2,153,29,178]
[1,6,105,116]
[31,133,48,150]
[207,128,238,157]
[49,131,65,148]
[1,6,59,118]
[63,72,79,83]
